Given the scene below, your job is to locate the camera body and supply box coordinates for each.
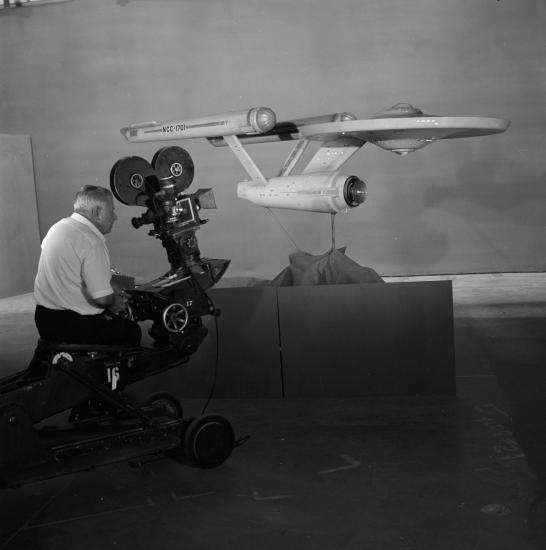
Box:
[110,146,229,348]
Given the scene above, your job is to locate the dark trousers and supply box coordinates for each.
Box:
[34,305,141,347]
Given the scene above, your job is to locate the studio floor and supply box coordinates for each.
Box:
[1,273,546,550]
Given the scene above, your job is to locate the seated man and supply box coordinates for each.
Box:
[33,185,141,347]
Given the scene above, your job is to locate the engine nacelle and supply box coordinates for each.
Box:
[237,172,367,214]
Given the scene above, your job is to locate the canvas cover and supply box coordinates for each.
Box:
[269,248,384,286]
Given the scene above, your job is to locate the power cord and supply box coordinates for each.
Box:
[201,295,220,415]
[199,294,251,449]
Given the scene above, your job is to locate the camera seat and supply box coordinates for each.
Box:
[37,339,138,355]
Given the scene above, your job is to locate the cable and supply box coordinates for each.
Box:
[330,213,336,252]
[265,208,299,250]
[198,292,251,448]
[200,295,220,415]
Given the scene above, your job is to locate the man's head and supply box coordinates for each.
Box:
[74,185,117,234]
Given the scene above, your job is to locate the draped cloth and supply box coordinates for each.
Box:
[269,248,384,286]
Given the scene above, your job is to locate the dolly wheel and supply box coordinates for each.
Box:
[183,414,235,468]
[143,392,183,419]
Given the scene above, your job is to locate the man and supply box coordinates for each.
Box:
[33,185,141,346]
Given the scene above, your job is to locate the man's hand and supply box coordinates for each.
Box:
[92,289,126,313]
[109,289,127,314]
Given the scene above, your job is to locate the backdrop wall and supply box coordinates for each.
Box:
[0,0,544,284]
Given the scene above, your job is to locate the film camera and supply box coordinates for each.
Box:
[110,146,230,349]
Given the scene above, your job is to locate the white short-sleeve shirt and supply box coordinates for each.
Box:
[34,213,113,315]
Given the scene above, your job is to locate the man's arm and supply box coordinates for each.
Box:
[82,242,125,313]
[91,290,125,313]
[92,293,115,309]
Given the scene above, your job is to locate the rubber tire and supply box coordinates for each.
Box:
[183,414,235,468]
[143,392,183,419]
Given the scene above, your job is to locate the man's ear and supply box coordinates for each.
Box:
[91,205,102,219]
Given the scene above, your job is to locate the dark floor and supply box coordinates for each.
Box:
[1,274,546,550]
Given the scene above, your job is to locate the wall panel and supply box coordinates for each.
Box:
[136,282,455,399]
[0,135,41,298]
[278,281,455,397]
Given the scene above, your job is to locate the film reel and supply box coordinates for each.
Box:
[152,146,195,193]
[110,156,157,206]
